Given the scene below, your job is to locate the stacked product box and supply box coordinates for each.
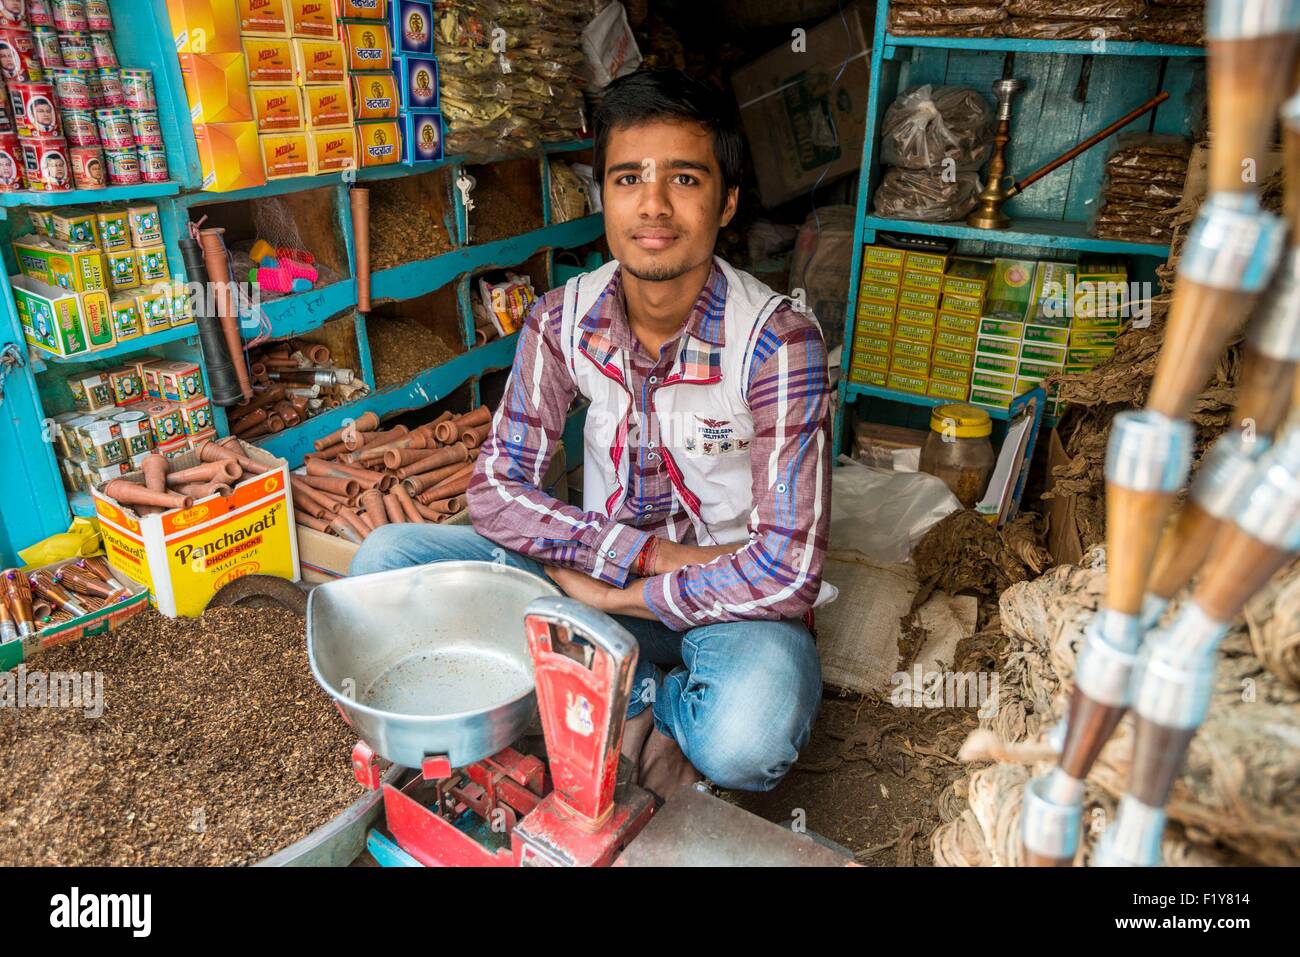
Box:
[51,354,212,495]
[849,244,903,389]
[889,249,947,398]
[969,258,1038,412]
[339,0,399,168]
[11,203,188,358]
[0,0,165,192]
[931,258,990,402]
[1065,260,1128,415]
[387,0,442,165]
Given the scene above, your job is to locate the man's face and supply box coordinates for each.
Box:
[45,155,66,183]
[2,0,22,19]
[602,119,737,283]
[32,99,54,129]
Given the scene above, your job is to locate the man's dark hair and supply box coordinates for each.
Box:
[592,69,746,211]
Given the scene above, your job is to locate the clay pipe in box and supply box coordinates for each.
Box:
[166,460,241,486]
[103,479,193,511]
[1096,425,1300,866]
[56,564,126,601]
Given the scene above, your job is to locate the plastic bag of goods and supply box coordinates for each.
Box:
[879,85,995,171]
[872,166,983,221]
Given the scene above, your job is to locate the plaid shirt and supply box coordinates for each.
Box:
[467,261,832,631]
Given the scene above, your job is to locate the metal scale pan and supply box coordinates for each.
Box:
[307,561,560,769]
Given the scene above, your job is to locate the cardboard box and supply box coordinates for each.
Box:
[341,20,391,71]
[850,348,889,372]
[193,121,266,191]
[895,305,936,328]
[1020,342,1066,367]
[848,366,888,388]
[308,127,357,174]
[927,380,967,401]
[288,0,336,38]
[401,110,443,164]
[853,332,890,356]
[243,36,295,84]
[974,334,1019,359]
[890,338,931,362]
[979,317,1024,341]
[356,119,400,166]
[901,269,941,294]
[238,0,289,35]
[1068,328,1120,349]
[974,352,1019,377]
[250,85,304,132]
[858,279,898,306]
[855,299,895,323]
[1022,322,1069,346]
[293,37,347,85]
[95,441,300,617]
[972,369,1015,394]
[937,311,978,336]
[11,274,104,357]
[156,359,205,403]
[51,209,99,245]
[730,3,869,207]
[392,0,434,55]
[859,264,901,287]
[890,354,929,377]
[180,54,254,125]
[855,317,893,338]
[351,71,400,120]
[894,321,934,345]
[106,248,139,291]
[886,372,928,396]
[1029,261,1075,324]
[397,54,439,110]
[13,237,107,292]
[863,245,904,268]
[303,84,352,128]
[135,245,169,284]
[135,289,171,334]
[111,296,141,342]
[931,346,973,370]
[904,250,948,275]
[940,292,983,318]
[260,130,311,178]
[1066,345,1116,365]
[898,287,940,312]
[96,208,130,251]
[929,363,971,388]
[934,328,976,353]
[167,0,243,53]
[340,0,387,17]
[968,386,1013,411]
[942,258,993,299]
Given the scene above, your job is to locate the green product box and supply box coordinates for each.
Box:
[12,237,108,293]
[937,311,979,335]
[886,371,928,395]
[898,287,941,311]
[972,369,1016,393]
[856,299,896,322]
[860,264,902,286]
[904,250,948,274]
[930,363,971,387]
[891,338,932,361]
[1071,313,1124,332]
[983,299,1031,324]
[856,318,894,337]
[890,354,930,377]
[902,269,942,293]
[1020,342,1066,367]
[979,317,1025,341]
[1062,363,1094,375]
[1018,360,1060,382]
[859,280,899,305]
[932,346,974,370]
[927,380,968,401]
[1069,328,1120,349]
[1067,346,1116,365]
[11,275,97,358]
[975,334,1020,359]
[52,209,101,246]
[987,258,1037,308]
[935,328,976,352]
[974,353,1019,377]
[895,305,936,328]
[864,245,905,268]
[895,321,935,345]
[855,332,891,355]
[941,258,993,299]
[940,292,983,318]
[1029,261,1076,324]
[851,349,889,372]
[849,366,888,387]
[969,386,1013,410]
[1022,323,1069,346]
[95,208,131,251]
[106,249,139,292]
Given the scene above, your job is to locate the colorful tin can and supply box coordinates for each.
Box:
[28,0,54,27]
[127,203,160,245]
[61,107,97,145]
[129,108,160,146]
[9,80,59,136]
[0,0,25,26]
[50,66,91,108]
[31,26,61,69]
[108,365,144,406]
[51,0,88,32]
[95,67,123,106]
[20,135,70,190]
[0,27,44,83]
[110,295,139,340]
[89,30,115,67]
[0,131,23,191]
[103,145,138,184]
[111,411,154,456]
[0,97,11,136]
[57,30,93,66]
[135,244,168,282]
[94,105,131,147]
[137,146,167,182]
[69,143,103,187]
[119,69,153,110]
[84,0,110,31]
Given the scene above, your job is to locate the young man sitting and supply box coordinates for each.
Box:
[351,69,834,801]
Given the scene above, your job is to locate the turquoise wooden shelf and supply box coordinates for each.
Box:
[0,181,181,213]
[250,279,358,342]
[845,381,1041,422]
[883,35,1205,59]
[860,214,1171,257]
[34,325,198,366]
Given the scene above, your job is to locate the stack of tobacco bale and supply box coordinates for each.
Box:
[1091,133,1192,245]
[1002,0,1143,41]
[228,340,368,440]
[1131,0,1206,47]
[289,406,492,542]
[888,0,1007,38]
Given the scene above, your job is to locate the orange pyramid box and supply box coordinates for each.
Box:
[193,122,266,192]
[179,53,252,124]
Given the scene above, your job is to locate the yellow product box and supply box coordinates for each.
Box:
[895,304,936,328]
[904,250,948,274]
[942,258,993,298]
[106,248,139,291]
[927,380,968,401]
[894,321,935,345]
[95,208,130,251]
[289,0,337,37]
[931,346,973,370]
[167,0,243,53]
[855,298,895,323]
[308,127,357,174]
[340,21,392,72]
[167,280,194,328]
[111,296,141,342]
[891,338,931,362]
[853,332,891,356]
[12,237,106,292]
[858,279,898,306]
[1022,323,1069,346]
[1020,342,1066,367]
[886,372,928,396]
[11,276,112,357]
[238,0,289,34]
[1068,327,1120,349]
[180,50,256,121]
[303,84,352,128]
[974,352,1019,377]
[864,245,905,268]
[356,120,401,167]
[135,289,171,334]
[243,36,295,84]
[855,317,893,338]
[971,369,1015,394]
[260,131,311,178]
[849,366,888,388]
[969,387,1013,411]
[890,354,930,377]
[898,287,940,312]
[193,122,266,191]
[974,334,1019,359]
[340,0,388,17]
[937,311,978,336]
[51,209,99,245]
[940,292,983,318]
[859,264,901,287]
[250,85,304,132]
[351,72,400,120]
[935,328,976,353]
[293,38,347,85]
[901,270,942,294]
[850,349,889,373]
[929,363,971,388]
[135,245,170,284]
[94,441,300,618]
[1066,346,1116,365]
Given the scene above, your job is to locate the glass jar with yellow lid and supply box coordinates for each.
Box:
[919,403,995,509]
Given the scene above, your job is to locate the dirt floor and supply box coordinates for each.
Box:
[728,692,977,866]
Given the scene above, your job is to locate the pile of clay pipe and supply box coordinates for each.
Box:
[227,339,368,440]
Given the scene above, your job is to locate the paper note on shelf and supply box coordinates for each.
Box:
[976,412,1032,527]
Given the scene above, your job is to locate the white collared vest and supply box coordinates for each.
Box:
[559,256,797,546]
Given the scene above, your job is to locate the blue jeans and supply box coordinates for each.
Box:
[349,524,822,791]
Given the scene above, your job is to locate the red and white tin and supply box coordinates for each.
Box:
[56,30,93,66]
[89,30,115,68]
[0,132,24,191]
[119,69,154,110]
[84,0,110,31]
[103,145,137,184]
[60,107,96,145]
[28,0,54,28]
[0,0,27,27]
[51,0,88,32]
[10,81,60,136]
[31,26,61,69]
[0,27,44,84]
[95,66,121,105]
[94,106,130,147]
[130,109,160,147]
[137,146,167,182]
[21,135,71,190]
[69,143,103,188]
[50,66,91,108]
